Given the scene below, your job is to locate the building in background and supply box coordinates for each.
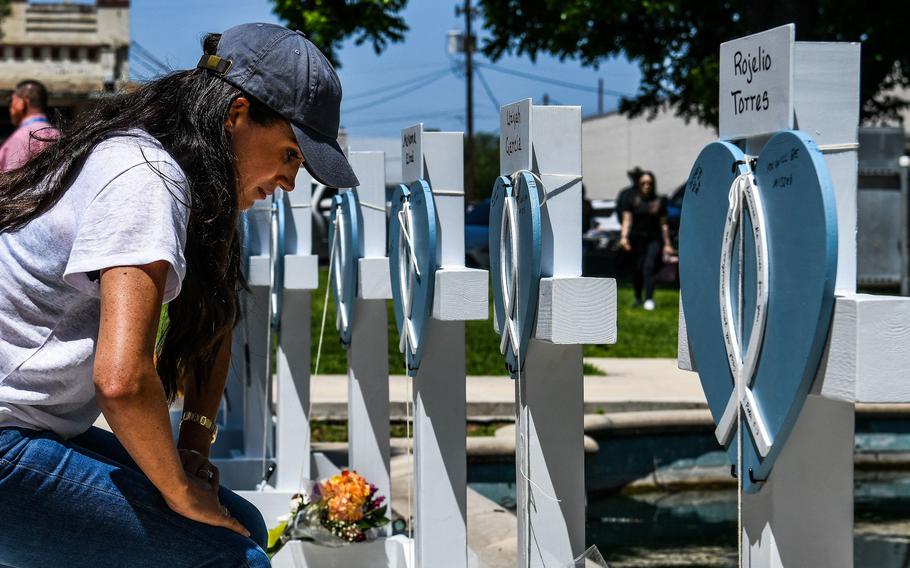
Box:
[581,108,716,201]
[0,0,129,138]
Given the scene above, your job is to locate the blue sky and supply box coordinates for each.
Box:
[130,0,641,139]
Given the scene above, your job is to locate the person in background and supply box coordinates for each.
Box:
[618,170,673,310]
[615,166,644,219]
[0,80,60,171]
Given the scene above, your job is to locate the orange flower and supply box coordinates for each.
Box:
[320,469,371,523]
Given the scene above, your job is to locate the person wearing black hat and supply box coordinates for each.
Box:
[0,24,354,566]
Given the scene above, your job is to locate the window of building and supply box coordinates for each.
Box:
[51,47,61,61]
[87,47,98,62]
[13,47,24,61]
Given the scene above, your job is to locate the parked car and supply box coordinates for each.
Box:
[582,198,625,277]
[465,198,491,269]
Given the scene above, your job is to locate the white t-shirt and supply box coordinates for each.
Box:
[0,129,189,439]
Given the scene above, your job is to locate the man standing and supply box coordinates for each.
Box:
[0,80,60,171]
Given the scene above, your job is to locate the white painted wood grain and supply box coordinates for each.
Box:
[358,256,392,299]
[794,41,861,296]
[815,294,910,403]
[533,277,617,344]
[283,254,319,291]
[432,267,489,321]
[248,255,270,287]
[742,396,854,568]
[423,131,466,267]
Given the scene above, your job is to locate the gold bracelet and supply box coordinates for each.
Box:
[180,411,218,443]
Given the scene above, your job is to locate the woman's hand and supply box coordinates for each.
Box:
[179,448,219,491]
[619,237,631,252]
[164,473,250,538]
[663,243,675,257]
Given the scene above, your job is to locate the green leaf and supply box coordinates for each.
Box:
[270,0,409,68]
[266,520,289,554]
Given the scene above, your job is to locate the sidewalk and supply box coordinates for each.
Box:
[311,357,707,420]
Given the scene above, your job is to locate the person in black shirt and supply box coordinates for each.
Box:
[618,170,673,310]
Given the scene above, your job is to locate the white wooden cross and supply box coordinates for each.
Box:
[343,151,393,534]
[399,124,488,568]
[679,24,910,567]
[497,99,617,568]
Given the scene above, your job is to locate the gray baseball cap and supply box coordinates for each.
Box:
[198,22,358,188]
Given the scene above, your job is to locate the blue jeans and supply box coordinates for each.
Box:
[0,426,270,567]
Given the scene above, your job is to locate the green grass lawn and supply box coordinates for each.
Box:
[310,269,680,375]
[311,420,510,442]
[583,285,680,359]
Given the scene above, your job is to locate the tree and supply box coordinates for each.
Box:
[471,131,500,201]
[478,1,909,128]
[271,0,409,68]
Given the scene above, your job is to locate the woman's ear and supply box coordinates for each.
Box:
[224,97,251,134]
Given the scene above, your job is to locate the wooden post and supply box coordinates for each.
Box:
[214,197,273,488]
[345,151,393,530]
[497,99,617,567]
[274,170,319,490]
[677,25,910,567]
[216,169,317,492]
[399,124,488,568]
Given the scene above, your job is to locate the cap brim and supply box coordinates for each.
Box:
[292,123,359,188]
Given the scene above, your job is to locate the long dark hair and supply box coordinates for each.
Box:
[0,34,280,401]
[635,170,658,197]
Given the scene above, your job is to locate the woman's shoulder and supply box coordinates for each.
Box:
[87,129,187,184]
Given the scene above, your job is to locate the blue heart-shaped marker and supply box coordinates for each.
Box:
[389,180,437,375]
[680,130,837,493]
[489,172,542,375]
[329,190,362,347]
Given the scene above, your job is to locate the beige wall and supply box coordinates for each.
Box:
[0,1,130,93]
[582,108,717,200]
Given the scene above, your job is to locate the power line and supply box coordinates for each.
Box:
[344,66,451,101]
[474,66,500,112]
[344,106,467,128]
[132,57,162,77]
[342,68,452,114]
[476,61,632,98]
[131,41,170,74]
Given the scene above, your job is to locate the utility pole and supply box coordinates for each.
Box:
[456,1,475,203]
[598,78,604,114]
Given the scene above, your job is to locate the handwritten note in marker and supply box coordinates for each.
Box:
[719,24,794,140]
[499,99,531,175]
[401,123,423,183]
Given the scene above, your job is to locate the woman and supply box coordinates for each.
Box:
[0,24,358,567]
[618,170,673,310]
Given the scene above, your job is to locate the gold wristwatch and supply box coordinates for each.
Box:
[180,411,218,443]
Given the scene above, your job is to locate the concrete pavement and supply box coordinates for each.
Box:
[310,357,708,421]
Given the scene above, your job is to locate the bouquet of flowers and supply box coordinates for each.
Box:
[268,470,389,554]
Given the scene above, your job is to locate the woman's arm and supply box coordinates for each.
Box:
[177,333,232,458]
[619,211,633,251]
[94,261,248,537]
[661,223,674,254]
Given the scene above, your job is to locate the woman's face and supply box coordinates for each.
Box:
[225,98,304,211]
[638,174,654,195]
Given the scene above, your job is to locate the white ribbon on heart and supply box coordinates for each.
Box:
[396,201,421,356]
[332,202,349,333]
[715,169,773,458]
[498,192,521,357]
